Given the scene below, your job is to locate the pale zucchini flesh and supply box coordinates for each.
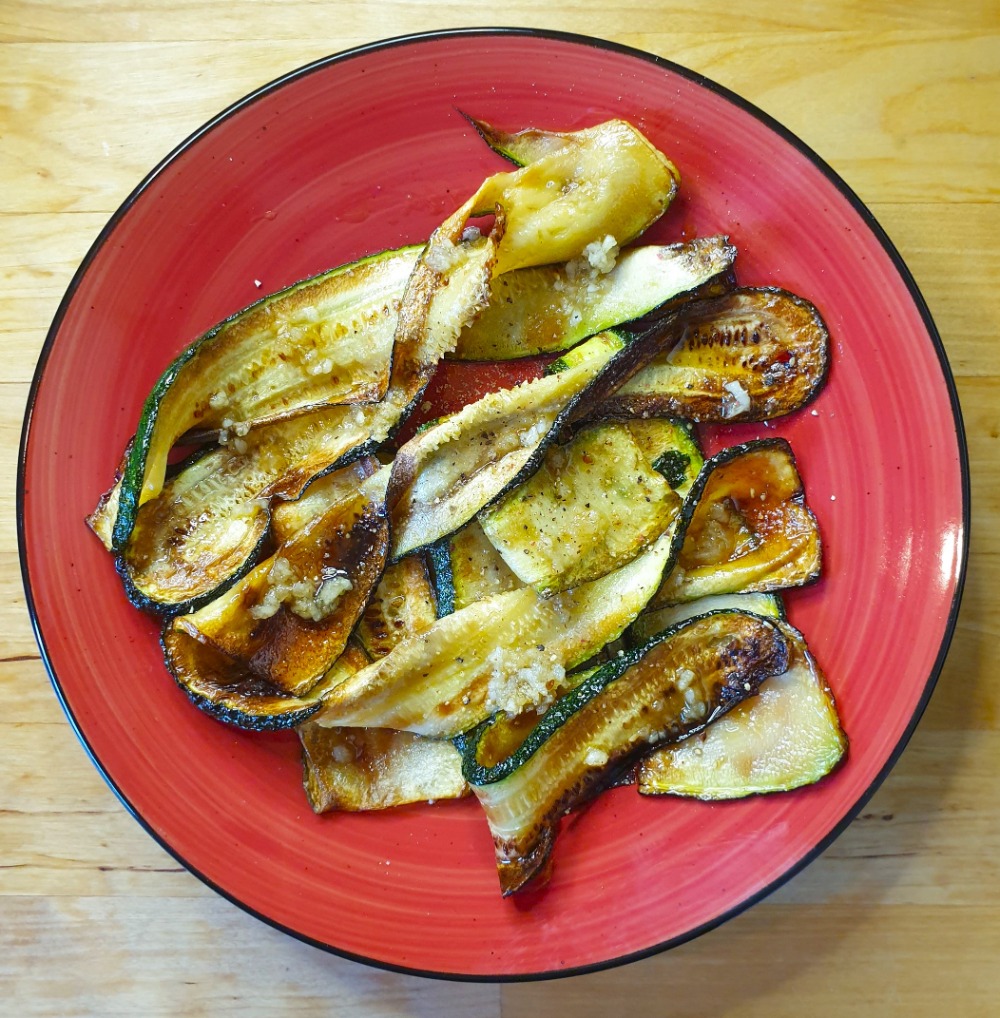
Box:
[300,724,468,812]
[449,521,522,611]
[453,237,737,360]
[638,620,847,798]
[480,421,681,595]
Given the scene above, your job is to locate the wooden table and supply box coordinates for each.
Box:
[3,3,997,1014]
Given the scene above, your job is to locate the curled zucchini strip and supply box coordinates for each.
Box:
[653,438,821,606]
[162,630,370,732]
[638,619,847,798]
[453,237,736,361]
[462,610,790,895]
[466,118,679,275]
[117,443,379,616]
[600,288,830,422]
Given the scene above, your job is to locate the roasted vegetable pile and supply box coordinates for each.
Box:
[89,117,846,896]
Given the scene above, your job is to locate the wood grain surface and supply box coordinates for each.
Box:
[2,2,997,1014]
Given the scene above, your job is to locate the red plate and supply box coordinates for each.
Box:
[19,29,968,979]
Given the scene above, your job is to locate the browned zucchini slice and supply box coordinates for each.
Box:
[171,486,388,697]
[653,438,821,606]
[462,611,789,895]
[299,724,468,813]
[638,620,847,798]
[354,554,439,660]
[105,246,420,552]
[600,288,830,421]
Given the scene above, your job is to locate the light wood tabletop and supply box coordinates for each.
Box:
[2,2,997,1014]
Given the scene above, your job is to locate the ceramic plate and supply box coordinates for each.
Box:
[19,29,968,979]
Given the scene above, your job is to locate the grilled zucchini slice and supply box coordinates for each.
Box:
[453,237,736,360]
[601,288,830,422]
[479,421,681,595]
[638,620,847,798]
[463,610,789,894]
[653,438,821,606]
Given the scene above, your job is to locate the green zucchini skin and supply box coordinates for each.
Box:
[110,245,421,552]
[425,539,456,618]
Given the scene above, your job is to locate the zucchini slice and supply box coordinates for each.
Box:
[453,238,737,361]
[354,554,439,660]
[169,486,389,698]
[462,610,790,895]
[479,421,681,595]
[625,418,704,498]
[107,246,420,552]
[653,438,821,606]
[115,410,384,614]
[630,591,784,644]
[600,288,830,422]
[313,525,681,739]
[638,620,847,798]
[465,118,679,275]
[449,521,522,611]
[386,332,625,560]
[299,723,468,813]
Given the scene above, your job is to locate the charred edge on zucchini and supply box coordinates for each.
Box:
[161,627,322,731]
[600,288,831,422]
[461,611,789,894]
